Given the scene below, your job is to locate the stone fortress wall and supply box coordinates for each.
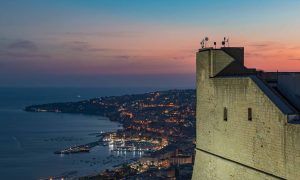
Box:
[192,48,300,180]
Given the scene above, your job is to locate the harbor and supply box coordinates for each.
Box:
[54,132,106,154]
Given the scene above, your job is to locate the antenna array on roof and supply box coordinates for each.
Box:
[200,36,230,49]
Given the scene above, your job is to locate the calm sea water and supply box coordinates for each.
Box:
[0,87,158,180]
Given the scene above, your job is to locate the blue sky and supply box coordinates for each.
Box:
[1,0,300,87]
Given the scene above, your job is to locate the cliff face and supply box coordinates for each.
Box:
[193,48,300,180]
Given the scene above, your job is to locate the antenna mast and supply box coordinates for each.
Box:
[222,37,229,47]
[200,37,209,49]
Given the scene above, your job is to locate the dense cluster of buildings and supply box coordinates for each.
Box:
[96,90,196,179]
[26,89,196,179]
[92,144,194,179]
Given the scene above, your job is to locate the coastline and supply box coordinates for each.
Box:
[25,111,146,179]
[24,89,196,179]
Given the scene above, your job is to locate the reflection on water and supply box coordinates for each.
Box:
[0,88,154,180]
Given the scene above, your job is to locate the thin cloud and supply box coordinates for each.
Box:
[0,50,51,59]
[172,54,194,61]
[8,40,37,50]
[65,31,138,37]
[244,52,274,59]
[68,41,89,51]
[87,48,127,52]
[248,43,269,47]
[288,58,300,61]
[114,55,132,60]
[246,41,289,54]
[67,41,137,53]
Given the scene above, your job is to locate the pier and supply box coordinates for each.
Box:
[54,145,90,154]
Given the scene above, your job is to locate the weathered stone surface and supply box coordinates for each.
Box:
[193,48,300,180]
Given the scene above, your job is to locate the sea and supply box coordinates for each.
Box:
[0,87,159,180]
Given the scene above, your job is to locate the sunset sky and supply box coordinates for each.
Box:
[1,0,300,88]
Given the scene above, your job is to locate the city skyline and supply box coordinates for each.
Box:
[1,0,300,87]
